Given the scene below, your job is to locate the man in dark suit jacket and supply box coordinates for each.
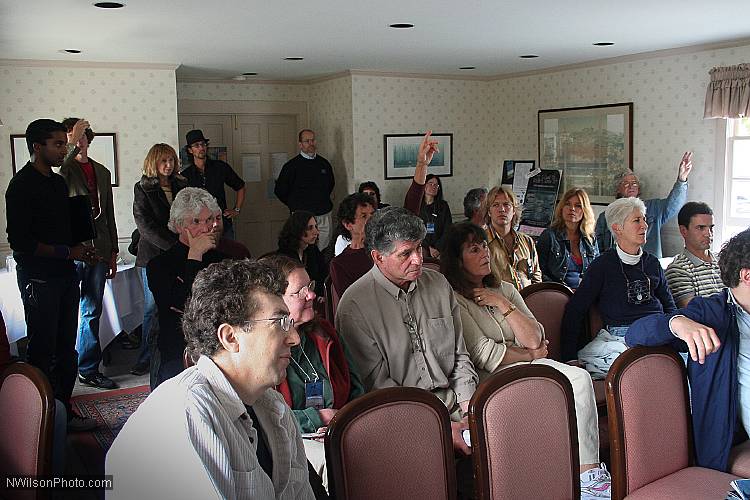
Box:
[59,118,119,390]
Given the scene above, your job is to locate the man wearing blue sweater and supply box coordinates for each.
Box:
[626,229,750,472]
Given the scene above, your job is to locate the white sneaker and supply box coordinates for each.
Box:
[580,463,611,499]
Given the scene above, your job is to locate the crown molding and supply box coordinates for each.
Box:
[0,58,179,70]
[177,77,310,86]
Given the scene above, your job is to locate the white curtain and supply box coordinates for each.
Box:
[704,63,750,119]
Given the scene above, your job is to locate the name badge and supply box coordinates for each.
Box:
[305,380,324,409]
[426,222,436,234]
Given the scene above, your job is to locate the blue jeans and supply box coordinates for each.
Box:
[136,266,156,366]
[16,268,80,414]
[76,261,108,376]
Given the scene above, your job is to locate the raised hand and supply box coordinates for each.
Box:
[417,130,440,166]
[677,151,693,182]
[70,119,90,145]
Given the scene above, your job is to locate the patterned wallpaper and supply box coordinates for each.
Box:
[0,63,178,251]
[490,43,750,254]
[351,75,494,212]
[309,76,354,203]
[176,81,308,102]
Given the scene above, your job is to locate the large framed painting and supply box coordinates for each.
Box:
[11,132,120,186]
[538,103,633,204]
[384,133,453,179]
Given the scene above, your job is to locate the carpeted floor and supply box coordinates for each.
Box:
[69,385,149,474]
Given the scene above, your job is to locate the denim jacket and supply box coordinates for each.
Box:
[536,227,599,285]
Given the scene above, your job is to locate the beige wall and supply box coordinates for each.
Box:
[0,62,179,251]
[176,81,308,102]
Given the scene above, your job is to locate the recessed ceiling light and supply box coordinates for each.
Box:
[519,54,539,59]
[63,49,82,54]
[93,1,125,8]
[459,66,476,70]
[242,72,257,76]
[593,42,615,46]
[389,23,414,29]
[284,57,304,61]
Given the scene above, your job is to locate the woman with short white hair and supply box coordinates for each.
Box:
[562,197,677,377]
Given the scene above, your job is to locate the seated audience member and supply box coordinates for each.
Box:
[329,193,375,295]
[462,187,487,227]
[403,131,440,215]
[358,181,389,209]
[147,188,230,388]
[335,207,478,457]
[261,255,364,490]
[594,151,693,258]
[562,197,676,377]
[419,174,452,259]
[107,260,314,499]
[483,186,542,290]
[536,188,599,290]
[665,201,723,307]
[441,223,611,499]
[131,143,188,378]
[277,211,327,297]
[626,228,750,472]
[332,181,389,257]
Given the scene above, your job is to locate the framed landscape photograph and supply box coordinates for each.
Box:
[384,133,453,179]
[538,103,633,204]
[11,132,120,186]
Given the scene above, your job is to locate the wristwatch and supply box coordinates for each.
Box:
[233,207,241,213]
[502,303,516,318]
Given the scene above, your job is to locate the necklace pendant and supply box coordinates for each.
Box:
[637,293,642,301]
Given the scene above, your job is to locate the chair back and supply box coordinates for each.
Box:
[0,362,55,500]
[422,261,441,273]
[520,282,573,361]
[469,364,579,500]
[326,387,456,500]
[605,347,692,499]
[324,275,341,322]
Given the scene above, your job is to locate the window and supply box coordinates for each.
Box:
[719,117,750,243]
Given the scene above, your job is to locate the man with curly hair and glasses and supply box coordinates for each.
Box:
[107,259,314,499]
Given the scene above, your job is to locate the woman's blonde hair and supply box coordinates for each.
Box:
[482,185,521,227]
[550,187,596,242]
[142,143,178,178]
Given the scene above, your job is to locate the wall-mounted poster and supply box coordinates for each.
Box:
[538,102,632,205]
[518,169,562,237]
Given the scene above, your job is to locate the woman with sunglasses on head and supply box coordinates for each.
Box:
[536,187,599,290]
[260,254,364,491]
[440,223,611,500]
[562,197,676,377]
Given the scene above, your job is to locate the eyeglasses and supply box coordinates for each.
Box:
[288,280,315,299]
[243,315,295,333]
[621,181,640,188]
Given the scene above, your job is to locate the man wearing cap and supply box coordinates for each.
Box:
[181,129,246,240]
[274,129,335,250]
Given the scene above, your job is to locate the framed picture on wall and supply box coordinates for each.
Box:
[384,133,453,179]
[538,102,633,204]
[10,132,120,186]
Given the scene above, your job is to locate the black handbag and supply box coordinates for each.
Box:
[68,194,97,244]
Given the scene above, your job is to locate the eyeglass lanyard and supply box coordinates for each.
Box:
[289,346,320,383]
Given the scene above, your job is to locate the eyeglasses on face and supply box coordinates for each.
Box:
[243,315,294,333]
[288,280,315,299]
[621,180,640,188]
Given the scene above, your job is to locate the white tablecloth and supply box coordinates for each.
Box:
[0,263,144,351]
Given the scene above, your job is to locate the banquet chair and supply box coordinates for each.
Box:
[606,347,739,499]
[520,281,573,361]
[325,387,456,500]
[0,362,55,500]
[469,364,580,499]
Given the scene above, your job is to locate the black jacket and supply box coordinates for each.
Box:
[536,227,599,285]
[132,174,187,267]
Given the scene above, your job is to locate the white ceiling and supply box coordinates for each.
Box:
[2,0,749,81]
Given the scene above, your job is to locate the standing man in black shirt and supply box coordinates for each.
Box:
[5,119,98,431]
[275,129,335,250]
[181,130,246,240]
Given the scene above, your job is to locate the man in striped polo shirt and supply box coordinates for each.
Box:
[665,202,724,307]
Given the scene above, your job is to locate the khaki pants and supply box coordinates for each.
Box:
[315,212,332,250]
